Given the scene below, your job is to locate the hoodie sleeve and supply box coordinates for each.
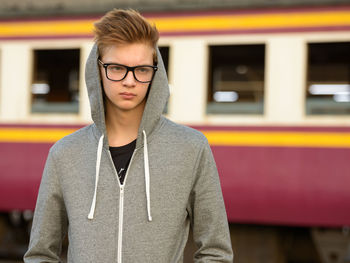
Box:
[24,148,68,263]
[188,140,234,263]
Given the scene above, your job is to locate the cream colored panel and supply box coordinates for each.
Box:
[265,37,306,123]
[0,44,31,121]
[79,42,94,123]
[169,39,207,124]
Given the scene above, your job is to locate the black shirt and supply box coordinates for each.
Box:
[109,139,136,185]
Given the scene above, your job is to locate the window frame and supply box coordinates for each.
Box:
[207,43,266,115]
[305,41,350,116]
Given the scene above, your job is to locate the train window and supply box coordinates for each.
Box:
[159,46,169,75]
[306,42,350,115]
[159,46,170,114]
[207,44,265,114]
[31,49,80,113]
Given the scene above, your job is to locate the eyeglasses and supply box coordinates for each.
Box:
[98,59,158,83]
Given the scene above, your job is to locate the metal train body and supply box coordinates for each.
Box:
[0,5,350,232]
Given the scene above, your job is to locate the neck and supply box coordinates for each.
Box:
[105,100,145,147]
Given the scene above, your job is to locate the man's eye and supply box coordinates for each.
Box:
[109,65,124,71]
[137,67,151,74]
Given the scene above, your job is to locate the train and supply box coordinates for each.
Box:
[0,4,350,262]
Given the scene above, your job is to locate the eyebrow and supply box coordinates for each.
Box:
[101,61,155,67]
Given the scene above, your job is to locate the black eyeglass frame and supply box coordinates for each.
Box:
[98,59,158,83]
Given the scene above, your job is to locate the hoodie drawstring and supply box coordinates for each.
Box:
[143,130,152,222]
[88,132,152,222]
[88,134,104,220]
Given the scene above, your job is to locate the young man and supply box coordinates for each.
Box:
[24,9,233,263]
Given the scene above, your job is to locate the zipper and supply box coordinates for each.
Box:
[108,149,137,263]
[118,185,124,263]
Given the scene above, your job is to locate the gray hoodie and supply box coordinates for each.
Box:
[24,44,233,263]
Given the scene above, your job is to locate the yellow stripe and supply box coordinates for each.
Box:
[0,10,349,37]
[1,128,350,148]
[150,11,350,32]
[0,128,77,143]
[0,20,95,37]
[202,131,350,148]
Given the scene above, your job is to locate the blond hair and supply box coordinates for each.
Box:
[94,9,159,64]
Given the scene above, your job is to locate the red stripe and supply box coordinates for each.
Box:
[1,5,349,23]
[1,123,349,132]
[159,26,350,37]
[0,123,85,129]
[0,15,99,23]
[214,145,350,227]
[144,5,350,18]
[1,128,350,227]
[0,142,52,211]
[0,5,349,25]
[192,125,350,132]
[0,35,94,41]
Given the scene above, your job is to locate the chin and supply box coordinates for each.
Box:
[116,102,141,112]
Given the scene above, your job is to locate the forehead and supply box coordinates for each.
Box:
[100,43,154,65]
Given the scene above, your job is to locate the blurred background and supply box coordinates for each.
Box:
[0,0,350,262]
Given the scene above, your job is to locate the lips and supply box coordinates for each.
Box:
[119,92,136,100]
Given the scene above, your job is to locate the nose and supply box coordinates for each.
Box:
[122,71,136,87]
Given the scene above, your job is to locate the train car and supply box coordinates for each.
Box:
[0,4,350,262]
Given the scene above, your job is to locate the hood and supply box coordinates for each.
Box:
[85,43,169,221]
[85,43,170,148]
